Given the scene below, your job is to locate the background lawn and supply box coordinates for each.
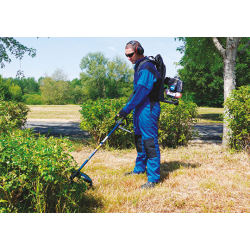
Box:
[197,107,223,123]
[27,105,224,123]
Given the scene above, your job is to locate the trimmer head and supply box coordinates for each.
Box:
[79,172,92,187]
[70,171,92,187]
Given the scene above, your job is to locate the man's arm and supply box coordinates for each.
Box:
[118,69,157,117]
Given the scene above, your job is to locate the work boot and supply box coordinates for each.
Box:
[141,181,158,189]
[124,171,143,176]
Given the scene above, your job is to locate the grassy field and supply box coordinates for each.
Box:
[27,105,223,123]
[27,105,82,121]
[26,105,250,213]
[71,143,250,213]
[198,107,224,123]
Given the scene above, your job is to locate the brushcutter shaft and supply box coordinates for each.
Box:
[70,118,127,183]
[73,119,124,175]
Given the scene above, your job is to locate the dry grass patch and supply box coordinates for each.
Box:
[27,105,224,123]
[70,143,250,213]
[27,105,81,121]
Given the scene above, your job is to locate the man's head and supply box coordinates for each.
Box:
[125,40,144,64]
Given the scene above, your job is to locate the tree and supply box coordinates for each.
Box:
[70,78,82,89]
[106,55,134,99]
[69,78,86,104]
[79,52,133,101]
[9,84,22,102]
[0,37,36,69]
[38,77,45,85]
[176,37,250,147]
[80,52,109,100]
[11,77,40,95]
[0,75,11,100]
[176,38,224,107]
[40,69,71,105]
[212,37,250,147]
[0,76,23,101]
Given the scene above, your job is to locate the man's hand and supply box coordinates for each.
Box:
[116,108,127,119]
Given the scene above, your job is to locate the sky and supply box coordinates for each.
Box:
[1,1,246,83]
[0,37,184,82]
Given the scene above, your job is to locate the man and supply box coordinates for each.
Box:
[117,40,161,189]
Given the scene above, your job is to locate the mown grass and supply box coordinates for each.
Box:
[27,105,81,120]
[71,143,250,213]
[198,107,223,123]
[27,105,224,123]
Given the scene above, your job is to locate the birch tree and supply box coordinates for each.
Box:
[212,37,250,147]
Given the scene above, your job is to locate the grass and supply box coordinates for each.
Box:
[27,105,224,123]
[198,107,223,123]
[27,105,81,121]
[71,143,250,213]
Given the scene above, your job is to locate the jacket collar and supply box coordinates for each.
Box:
[134,57,147,70]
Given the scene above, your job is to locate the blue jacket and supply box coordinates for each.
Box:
[122,57,161,115]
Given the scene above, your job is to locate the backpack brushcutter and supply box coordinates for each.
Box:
[137,55,184,105]
[70,117,131,186]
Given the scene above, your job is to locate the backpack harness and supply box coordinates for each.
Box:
[136,55,183,105]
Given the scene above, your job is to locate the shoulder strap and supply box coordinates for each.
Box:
[136,59,151,74]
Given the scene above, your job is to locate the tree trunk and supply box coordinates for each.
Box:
[212,37,240,147]
[222,38,240,147]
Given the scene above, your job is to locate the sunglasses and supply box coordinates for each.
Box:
[125,52,135,58]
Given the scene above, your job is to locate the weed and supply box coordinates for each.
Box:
[174,200,186,208]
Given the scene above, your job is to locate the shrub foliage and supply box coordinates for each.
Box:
[224,85,250,151]
[0,129,88,213]
[0,100,29,134]
[80,98,134,149]
[0,100,91,213]
[159,100,198,148]
[80,98,198,149]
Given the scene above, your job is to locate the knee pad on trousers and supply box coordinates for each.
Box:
[144,138,157,158]
[134,135,142,153]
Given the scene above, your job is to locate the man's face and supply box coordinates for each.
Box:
[125,47,139,64]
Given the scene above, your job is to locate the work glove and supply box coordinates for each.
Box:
[116,108,127,119]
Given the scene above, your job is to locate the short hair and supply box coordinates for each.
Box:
[125,40,142,50]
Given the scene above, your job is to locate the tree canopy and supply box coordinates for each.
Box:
[79,52,133,101]
[0,37,37,79]
[176,37,250,107]
[1,48,134,105]
[40,69,71,105]
[0,37,36,68]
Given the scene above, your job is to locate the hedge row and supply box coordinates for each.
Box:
[80,98,199,149]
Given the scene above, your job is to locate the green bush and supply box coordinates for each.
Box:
[9,84,23,102]
[23,94,43,105]
[80,98,134,149]
[0,100,29,134]
[0,129,88,213]
[159,99,199,148]
[80,98,198,149]
[224,85,250,151]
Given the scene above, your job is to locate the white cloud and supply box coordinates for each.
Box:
[107,47,116,51]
